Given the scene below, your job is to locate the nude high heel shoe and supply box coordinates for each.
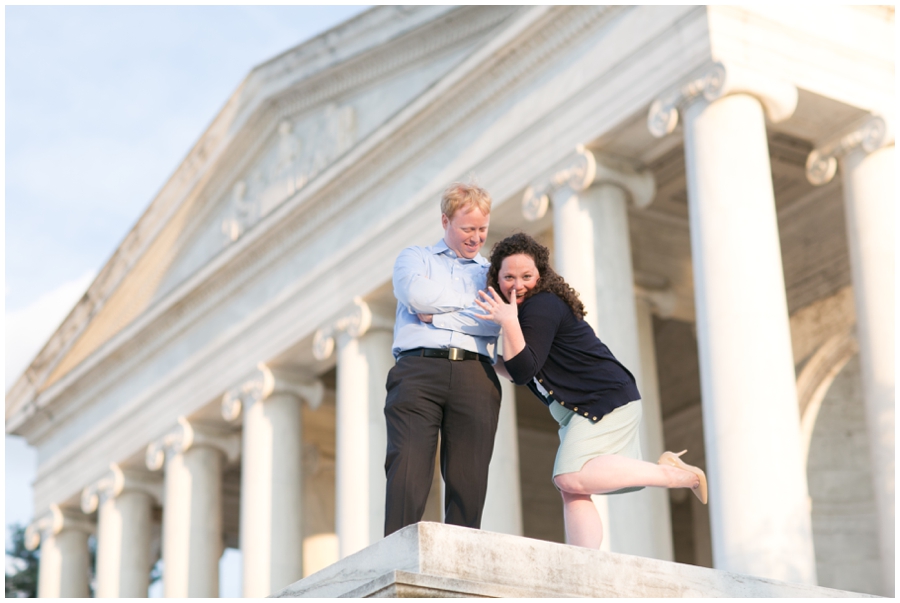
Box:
[658,450,708,505]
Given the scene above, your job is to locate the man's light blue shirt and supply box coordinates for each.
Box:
[392,239,500,359]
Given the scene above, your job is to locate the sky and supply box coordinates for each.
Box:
[4,5,369,596]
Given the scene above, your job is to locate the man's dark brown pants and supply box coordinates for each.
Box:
[383,355,502,536]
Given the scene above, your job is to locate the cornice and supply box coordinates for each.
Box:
[247,7,450,97]
[6,6,518,418]
[10,6,620,440]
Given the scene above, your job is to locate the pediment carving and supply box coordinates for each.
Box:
[7,6,614,441]
[222,104,357,243]
[7,7,510,409]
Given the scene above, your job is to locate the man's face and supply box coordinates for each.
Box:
[442,206,490,259]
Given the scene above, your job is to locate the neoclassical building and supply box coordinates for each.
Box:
[6,6,893,598]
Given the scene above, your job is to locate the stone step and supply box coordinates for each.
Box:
[274,522,877,598]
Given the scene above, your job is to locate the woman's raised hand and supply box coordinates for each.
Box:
[474,286,518,326]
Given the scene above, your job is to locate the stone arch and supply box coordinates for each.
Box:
[797,328,857,468]
[799,330,882,594]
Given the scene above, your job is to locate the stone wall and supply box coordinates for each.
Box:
[807,355,881,594]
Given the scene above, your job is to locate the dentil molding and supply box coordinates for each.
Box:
[647,61,798,138]
[805,113,894,185]
[145,416,240,471]
[522,145,655,221]
[221,362,324,422]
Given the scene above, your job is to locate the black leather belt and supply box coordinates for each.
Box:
[397,347,492,363]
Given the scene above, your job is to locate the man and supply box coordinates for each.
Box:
[384,182,502,536]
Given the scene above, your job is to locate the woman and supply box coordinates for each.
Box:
[474,233,707,549]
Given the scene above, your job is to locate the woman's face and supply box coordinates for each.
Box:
[498,253,540,305]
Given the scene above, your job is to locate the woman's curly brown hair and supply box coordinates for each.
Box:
[486,233,586,320]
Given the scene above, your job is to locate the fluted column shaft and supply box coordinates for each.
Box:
[482,377,523,535]
[335,328,393,557]
[840,142,895,596]
[682,92,816,583]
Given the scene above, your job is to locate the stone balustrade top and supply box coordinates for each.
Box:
[274,522,876,598]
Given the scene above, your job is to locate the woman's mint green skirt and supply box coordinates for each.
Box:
[549,399,644,493]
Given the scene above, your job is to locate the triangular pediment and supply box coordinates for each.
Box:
[10,6,523,400]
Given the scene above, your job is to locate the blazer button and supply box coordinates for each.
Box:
[559,401,565,405]
[548,390,553,395]
[573,407,578,412]
[584,412,589,416]
[592,416,597,421]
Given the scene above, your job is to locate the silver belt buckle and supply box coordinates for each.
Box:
[448,347,465,361]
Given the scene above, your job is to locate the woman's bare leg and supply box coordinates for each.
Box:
[554,454,699,496]
[560,491,603,548]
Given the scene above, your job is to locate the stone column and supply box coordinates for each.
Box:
[314,296,394,558]
[633,284,678,561]
[806,114,895,596]
[648,61,816,584]
[524,147,672,558]
[146,416,240,597]
[25,504,93,598]
[222,363,324,597]
[482,377,523,536]
[81,464,161,597]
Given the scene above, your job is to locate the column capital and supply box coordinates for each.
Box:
[633,272,677,319]
[312,296,392,360]
[24,504,94,551]
[303,442,336,476]
[647,61,798,138]
[81,463,163,513]
[522,146,655,221]
[805,113,894,185]
[221,362,324,421]
[145,416,240,471]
